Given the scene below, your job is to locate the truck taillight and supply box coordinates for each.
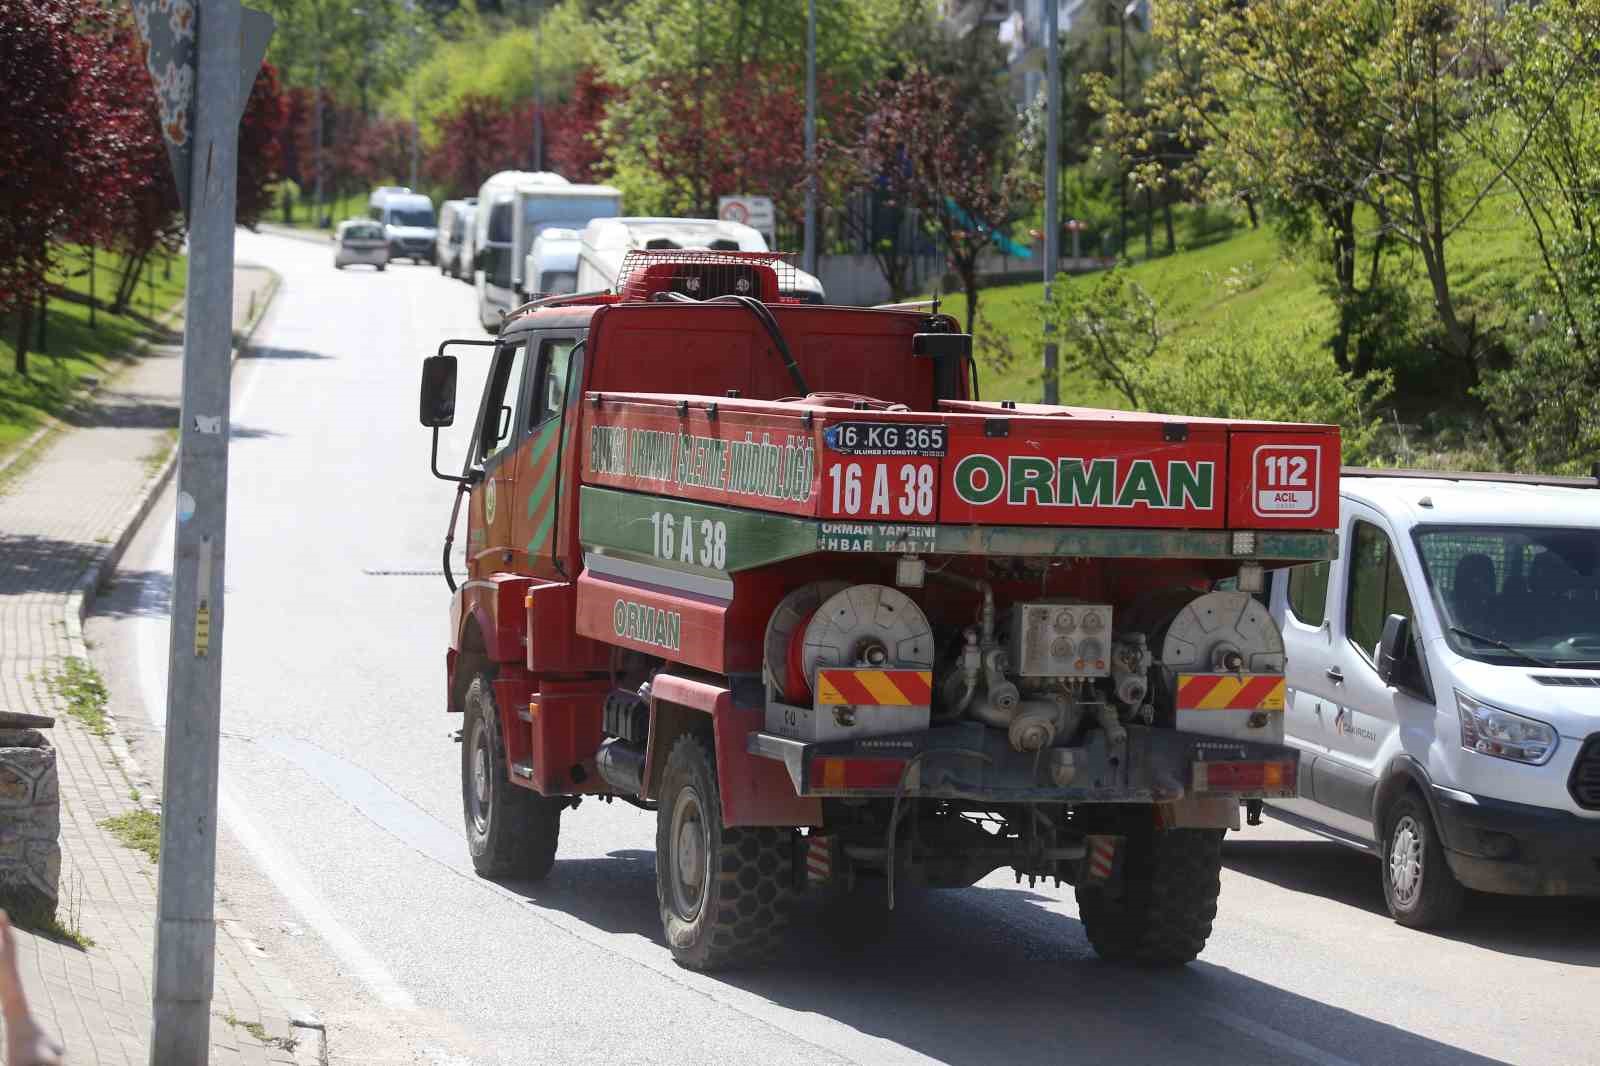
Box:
[1192,759,1296,796]
[813,757,907,791]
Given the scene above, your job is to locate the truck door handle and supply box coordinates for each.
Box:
[1325,667,1344,684]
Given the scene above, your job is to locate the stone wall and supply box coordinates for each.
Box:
[0,729,61,921]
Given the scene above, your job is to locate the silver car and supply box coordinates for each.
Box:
[334,220,388,270]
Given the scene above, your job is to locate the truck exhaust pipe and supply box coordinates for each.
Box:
[596,737,647,797]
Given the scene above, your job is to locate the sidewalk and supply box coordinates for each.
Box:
[0,267,323,1064]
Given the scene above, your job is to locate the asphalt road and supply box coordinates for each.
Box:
[90,229,1600,1066]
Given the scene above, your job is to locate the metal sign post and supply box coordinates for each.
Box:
[803,0,817,275]
[129,0,271,1060]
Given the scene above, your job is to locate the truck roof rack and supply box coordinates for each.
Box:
[1342,465,1600,489]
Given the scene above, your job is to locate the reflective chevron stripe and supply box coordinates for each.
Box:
[1176,674,1286,711]
[814,668,933,707]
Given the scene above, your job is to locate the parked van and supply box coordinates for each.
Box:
[520,227,582,299]
[436,198,476,279]
[368,188,437,264]
[574,217,826,303]
[474,174,621,331]
[1265,469,1600,927]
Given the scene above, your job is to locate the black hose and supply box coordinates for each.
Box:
[708,294,810,395]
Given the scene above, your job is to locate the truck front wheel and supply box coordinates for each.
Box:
[1076,826,1223,966]
[656,733,793,971]
[462,673,561,881]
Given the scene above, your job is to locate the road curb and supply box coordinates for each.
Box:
[257,222,337,247]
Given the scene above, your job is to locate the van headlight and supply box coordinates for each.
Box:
[1456,691,1557,764]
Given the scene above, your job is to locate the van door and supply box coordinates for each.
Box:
[1317,505,1432,842]
[468,340,532,579]
[511,335,579,579]
[1270,556,1338,821]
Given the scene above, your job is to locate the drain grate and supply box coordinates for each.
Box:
[362,567,447,576]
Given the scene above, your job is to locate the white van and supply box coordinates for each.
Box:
[435,198,476,279]
[1265,469,1600,927]
[520,227,582,299]
[575,217,827,303]
[368,188,437,264]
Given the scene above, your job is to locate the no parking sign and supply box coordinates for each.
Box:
[718,195,776,248]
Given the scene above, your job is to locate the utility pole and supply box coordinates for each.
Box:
[138,0,268,1056]
[803,0,817,274]
[1118,2,1128,259]
[407,1,419,187]
[532,2,544,170]
[313,49,324,225]
[1042,0,1061,405]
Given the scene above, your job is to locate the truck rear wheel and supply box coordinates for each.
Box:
[656,733,793,971]
[1076,826,1222,966]
[462,673,561,881]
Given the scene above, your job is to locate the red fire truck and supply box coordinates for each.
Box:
[417,251,1338,970]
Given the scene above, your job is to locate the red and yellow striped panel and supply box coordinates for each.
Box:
[1176,674,1286,712]
[814,668,934,708]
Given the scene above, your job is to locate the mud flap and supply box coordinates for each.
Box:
[1081,834,1125,891]
[799,832,847,894]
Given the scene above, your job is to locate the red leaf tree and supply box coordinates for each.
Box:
[238,61,289,229]
[546,67,615,184]
[852,69,1031,334]
[0,0,95,371]
[428,93,518,198]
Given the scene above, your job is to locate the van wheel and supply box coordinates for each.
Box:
[1381,791,1464,928]
[461,672,561,881]
[656,734,792,970]
[377,264,386,272]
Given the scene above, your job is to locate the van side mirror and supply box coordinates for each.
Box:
[419,355,458,427]
[1377,613,1429,697]
[913,333,972,360]
[1376,614,1408,684]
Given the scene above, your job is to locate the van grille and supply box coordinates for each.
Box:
[1571,736,1600,810]
[1532,674,1600,687]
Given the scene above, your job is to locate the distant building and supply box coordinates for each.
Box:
[941,0,1147,107]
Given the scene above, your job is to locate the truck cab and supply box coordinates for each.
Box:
[1266,470,1600,926]
[418,250,1341,973]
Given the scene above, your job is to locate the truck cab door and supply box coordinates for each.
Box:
[511,335,580,579]
[469,340,532,578]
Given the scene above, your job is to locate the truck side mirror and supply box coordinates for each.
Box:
[419,355,458,427]
[913,333,973,360]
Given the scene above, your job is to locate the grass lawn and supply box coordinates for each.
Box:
[268,187,370,232]
[945,190,1538,410]
[0,245,187,457]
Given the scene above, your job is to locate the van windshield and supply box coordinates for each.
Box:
[1414,525,1600,666]
[389,207,435,227]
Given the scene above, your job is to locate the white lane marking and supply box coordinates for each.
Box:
[136,337,417,1012]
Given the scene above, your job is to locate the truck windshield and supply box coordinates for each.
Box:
[390,207,435,227]
[1414,525,1600,666]
[523,196,621,244]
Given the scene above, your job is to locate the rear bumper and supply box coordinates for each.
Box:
[748,721,1298,805]
[1435,788,1600,896]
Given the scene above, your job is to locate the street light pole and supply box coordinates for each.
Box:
[149,0,244,1058]
[407,1,419,188]
[803,0,817,275]
[1042,0,1061,405]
